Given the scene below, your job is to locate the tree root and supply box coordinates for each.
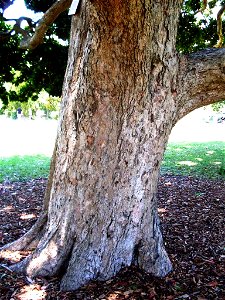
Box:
[0,212,47,252]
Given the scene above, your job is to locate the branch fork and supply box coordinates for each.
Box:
[1,0,72,49]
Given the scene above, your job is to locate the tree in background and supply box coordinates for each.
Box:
[1,0,225,292]
[3,87,60,119]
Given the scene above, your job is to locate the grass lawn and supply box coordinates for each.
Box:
[0,155,51,183]
[161,141,225,179]
[0,142,225,183]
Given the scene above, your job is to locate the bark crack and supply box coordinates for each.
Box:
[132,240,142,266]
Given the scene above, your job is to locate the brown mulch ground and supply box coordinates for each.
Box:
[0,175,224,300]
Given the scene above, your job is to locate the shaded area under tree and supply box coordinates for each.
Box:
[0,175,224,299]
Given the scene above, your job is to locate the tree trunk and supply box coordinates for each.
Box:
[2,0,225,292]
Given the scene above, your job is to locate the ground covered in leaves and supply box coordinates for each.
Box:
[0,175,224,299]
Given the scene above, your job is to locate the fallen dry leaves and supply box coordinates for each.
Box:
[0,175,224,299]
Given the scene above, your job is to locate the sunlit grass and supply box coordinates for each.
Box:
[161,141,225,179]
[0,142,225,183]
[0,155,50,183]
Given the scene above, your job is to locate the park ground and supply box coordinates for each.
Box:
[0,108,224,299]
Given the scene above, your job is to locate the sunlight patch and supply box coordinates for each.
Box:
[195,158,203,161]
[158,208,167,213]
[16,284,47,300]
[206,150,214,155]
[0,250,30,263]
[164,181,172,186]
[178,161,197,166]
[1,205,14,212]
[106,292,124,299]
[20,213,36,220]
[175,148,182,152]
[213,161,222,165]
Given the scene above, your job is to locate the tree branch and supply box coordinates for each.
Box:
[196,1,225,48]
[177,48,225,119]
[0,0,14,12]
[0,30,12,41]
[198,0,207,13]
[215,4,225,48]
[19,0,72,49]
[0,16,33,40]
[3,16,34,25]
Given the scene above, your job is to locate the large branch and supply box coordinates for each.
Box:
[19,0,72,49]
[177,48,225,119]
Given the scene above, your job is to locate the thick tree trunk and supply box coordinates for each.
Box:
[2,0,225,292]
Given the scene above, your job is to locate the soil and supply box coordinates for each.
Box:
[0,175,224,299]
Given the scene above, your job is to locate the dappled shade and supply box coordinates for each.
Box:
[162,142,225,178]
[0,176,224,299]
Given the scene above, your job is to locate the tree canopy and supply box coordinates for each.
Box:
[1,0,225,106]
[0,0,70,106]
[177,0,225,53]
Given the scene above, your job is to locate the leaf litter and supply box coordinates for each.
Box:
[0,175,224,299]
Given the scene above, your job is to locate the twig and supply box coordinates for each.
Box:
[3,16,34,26]
[0,263,13,272]
[19,0,73,50]
[0,0,72,49]
[198,0,208,14]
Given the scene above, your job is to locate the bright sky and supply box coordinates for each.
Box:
[4,0,42,21]
[4,0,220,21]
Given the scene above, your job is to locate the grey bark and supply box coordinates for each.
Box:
[2,0,225,292]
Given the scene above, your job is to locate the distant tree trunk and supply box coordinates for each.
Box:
[2,0,225,291]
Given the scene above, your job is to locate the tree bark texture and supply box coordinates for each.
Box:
[2,0,225,291]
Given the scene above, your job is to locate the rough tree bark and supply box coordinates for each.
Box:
[2,0,225,291]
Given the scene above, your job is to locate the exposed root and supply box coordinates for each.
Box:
[138,213,172,277]
[42,142,57,211]
[7,222,76,282]
[0,144,56,253]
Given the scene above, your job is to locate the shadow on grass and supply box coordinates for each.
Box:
[161,141,225,179]
[1,142,225,183]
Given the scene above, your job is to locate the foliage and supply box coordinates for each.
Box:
[176,1,225,107]
[4,87,60,118]
[211,99,225,111]
[0,0,69,106]
[0,16,23,105]
[0,0,14,12]
[1,0,225,108]
[177,0,225,53]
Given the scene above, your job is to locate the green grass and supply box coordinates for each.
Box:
[0,142,225,183]
[161,141,225,179]
[0,155,51,183]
